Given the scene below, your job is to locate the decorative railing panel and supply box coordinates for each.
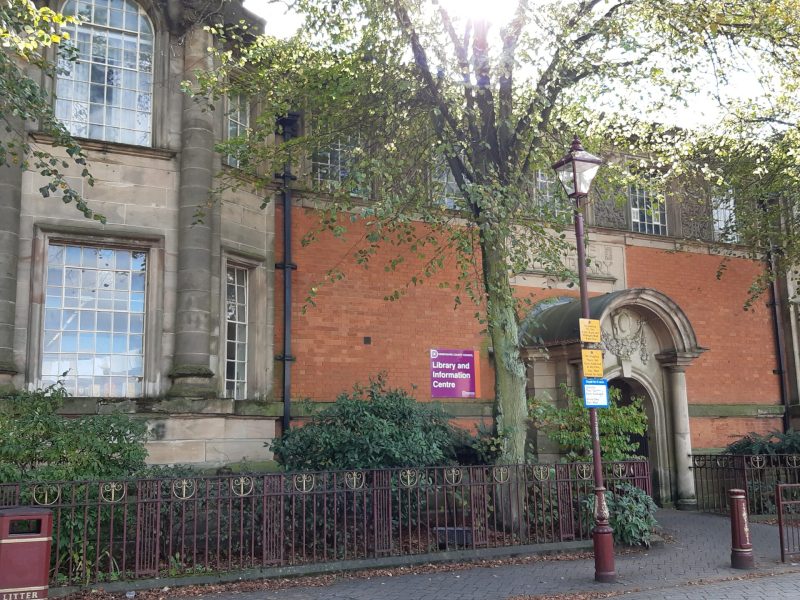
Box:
[0,460,650,587]
[692,454,800,515]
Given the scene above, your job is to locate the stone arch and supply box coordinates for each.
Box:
[521,288,706,508]
[594,288,701,359]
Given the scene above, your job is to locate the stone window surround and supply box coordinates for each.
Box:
[43,0,171,150]
[218,250,269,401]
[28,225,165,397]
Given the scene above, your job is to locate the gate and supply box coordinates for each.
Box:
[776,483,800,562]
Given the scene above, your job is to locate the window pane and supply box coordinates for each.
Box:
[224,265,248,399]
[629,183,667,236]
[712,193,738,242]
[42,242,147,396]
[57,0,153,145]
[311,133,366,195]
[225,94,250,168]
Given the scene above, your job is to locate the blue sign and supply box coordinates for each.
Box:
[582,377,609,408]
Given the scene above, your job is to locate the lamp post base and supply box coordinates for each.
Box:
[593,523,617,583]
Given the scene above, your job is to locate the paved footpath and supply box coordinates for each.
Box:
[193,510,800,600]
[620,571,800,599]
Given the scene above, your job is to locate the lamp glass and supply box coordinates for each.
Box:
[556,165,576,197]
[574,160,600,196]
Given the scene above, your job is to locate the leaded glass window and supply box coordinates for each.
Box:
[225,94,249,168]
[533,170,571,219]
[311,135,366,195]
[225,265,248,400]
[56,0,154,145]
[629,183,667,236]
[42,243,147,396]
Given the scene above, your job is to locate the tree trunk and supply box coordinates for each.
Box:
[481,236,528,465]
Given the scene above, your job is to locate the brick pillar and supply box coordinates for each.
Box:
[0,116,23,394]
[168,25,216,397]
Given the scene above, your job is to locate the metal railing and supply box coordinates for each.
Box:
[776,483,800,562]
[0,460,650,587]
[692,454,800,515]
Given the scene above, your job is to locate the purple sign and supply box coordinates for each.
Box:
[430,349,478,398]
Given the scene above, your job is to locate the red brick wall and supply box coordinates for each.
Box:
[626,246,780,406]
[690,417,782,449]
[276,206,782,434]
[275,206,494,402]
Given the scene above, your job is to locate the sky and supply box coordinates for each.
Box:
[241,0,768,130]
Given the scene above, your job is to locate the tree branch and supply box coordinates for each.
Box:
[391,0,475,198]
[438,7,480,148]
[510,0,630,166]
[498,0,529,175]
[472,19,502,182]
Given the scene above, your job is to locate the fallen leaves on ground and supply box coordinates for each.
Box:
[64,550,605,599]
[507,592,624,600]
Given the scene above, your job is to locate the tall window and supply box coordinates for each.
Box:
[629,183,667,235]
[42,243,146,396]
[533,170,570,218]
[225,94,249,168]
[56,0,154,146]
[712,193,738,242]
[225,265,248,400]
[311,134,364,194]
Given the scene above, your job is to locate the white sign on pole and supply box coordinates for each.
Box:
[582,377,609,408]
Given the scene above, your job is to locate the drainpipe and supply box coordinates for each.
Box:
[762,196,791,433]
[275,114,300,433]
[767,244,792,433]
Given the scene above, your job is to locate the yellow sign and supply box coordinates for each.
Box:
[579,318,601,343]
[581,349,604,378]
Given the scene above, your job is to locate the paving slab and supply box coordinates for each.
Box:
[191,509,800,600]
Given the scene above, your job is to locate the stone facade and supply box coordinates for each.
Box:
[1,0,275,467]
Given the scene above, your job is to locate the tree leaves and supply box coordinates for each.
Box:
[196,0,800,462]
[1,0,98,219]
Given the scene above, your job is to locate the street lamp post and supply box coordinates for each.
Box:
[552,136,616,583]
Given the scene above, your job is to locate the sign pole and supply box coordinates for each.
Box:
[574,196,616,583]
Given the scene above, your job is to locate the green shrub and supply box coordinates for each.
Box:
[529,384,648,462]
[725,429,800,455]
[269,375,457,470]
[583,483,659,547]
[0,385,149,482]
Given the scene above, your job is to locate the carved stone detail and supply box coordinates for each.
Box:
[602,310,649,365]
[679,198,714,241]
[591,196,628,230]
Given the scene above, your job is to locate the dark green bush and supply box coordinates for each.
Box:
[0,385,149,482]
[270,376,457,470]
[583,483,659,547]
[449,422,509,466]
[725,429,800,455]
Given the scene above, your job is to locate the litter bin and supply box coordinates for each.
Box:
[0,507,53,599]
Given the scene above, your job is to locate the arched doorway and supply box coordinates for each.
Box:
[609,378,651,460]
[521,288,706,509]
[609,377,658,498]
